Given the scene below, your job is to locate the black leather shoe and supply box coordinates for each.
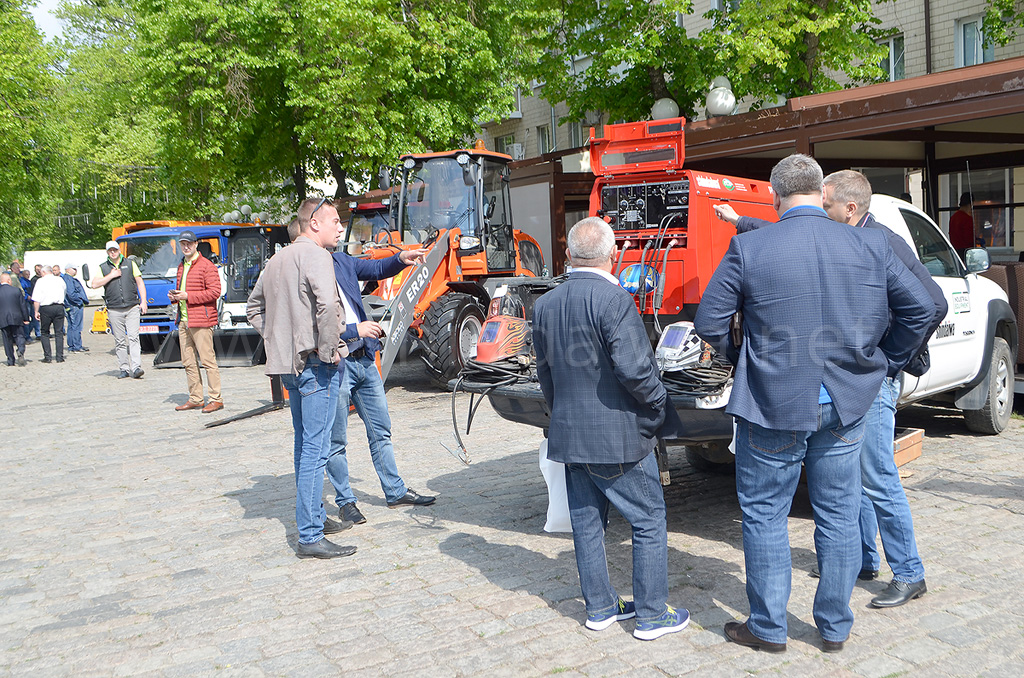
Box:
[295,538,357,559]
[810,565,879,581]
[322,517,353,535]
[340,502,367,524]
[41,357,52,363]
[821,638,845,653]
[56,357,65,363]
[387,489,436,507]
[724,621,786,653]
[117,370,130,379]
[870,579,927,608]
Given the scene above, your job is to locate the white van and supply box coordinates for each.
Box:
[22,250,108,304]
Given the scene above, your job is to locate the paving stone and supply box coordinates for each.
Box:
[2,339,1023,675]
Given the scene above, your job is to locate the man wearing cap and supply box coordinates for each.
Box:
[168,230,224,413]
[61,264,90,353]
[92,240,148,378]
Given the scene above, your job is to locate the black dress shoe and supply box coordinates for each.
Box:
[340,502,367,524]
[821,638,845,653]
[387,489,436,507]
[41,357,52,363]
[56,357,65,363]
[295,538,357,559]
[870,579,927,608]
[724,621,786,653]
[810,565,879,581]
[322,517,354,535]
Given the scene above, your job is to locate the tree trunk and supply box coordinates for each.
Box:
[327,153,346,197]
[647,66,672,101]
[291,164,307,203]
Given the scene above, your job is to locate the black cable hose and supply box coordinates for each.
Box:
[662,359,734,398]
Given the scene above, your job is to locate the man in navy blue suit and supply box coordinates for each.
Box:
[326,242,436,526]
[533,217,689,641]
[695,155,933,654]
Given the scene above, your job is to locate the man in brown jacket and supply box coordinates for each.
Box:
[169,230,224,413]
[247,197,356,559]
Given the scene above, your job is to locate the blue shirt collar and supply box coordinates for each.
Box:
[780,205,828,219]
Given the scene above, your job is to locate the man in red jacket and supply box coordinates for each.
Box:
[169,230,224,413]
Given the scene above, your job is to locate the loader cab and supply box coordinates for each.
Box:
[397,149,516,272]
[222,226,289,306]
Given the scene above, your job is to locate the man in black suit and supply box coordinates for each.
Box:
[0,272,30,366]
[533,217,688,641]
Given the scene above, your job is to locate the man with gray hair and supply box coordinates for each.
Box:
[695,154,933,653]
[533,217,689,641]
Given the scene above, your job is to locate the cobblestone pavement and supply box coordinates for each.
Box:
[2,330,1023,677]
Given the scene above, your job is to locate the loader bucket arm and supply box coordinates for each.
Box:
[377,233,451,382]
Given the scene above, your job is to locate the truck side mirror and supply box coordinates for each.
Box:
[378,166,391,191]
[462,164,478,187]
[81,263,90,281]
[965,248,990,273]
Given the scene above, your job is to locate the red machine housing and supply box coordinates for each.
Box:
[588,118,777,321]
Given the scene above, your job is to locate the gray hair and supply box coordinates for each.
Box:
[770,154,824,199]
[567,217,615,265]
[823,170,872,214]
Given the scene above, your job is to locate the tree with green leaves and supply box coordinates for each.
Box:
[0,1,63,256]
[526,0,890,124]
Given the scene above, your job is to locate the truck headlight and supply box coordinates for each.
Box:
[460,236,481,250]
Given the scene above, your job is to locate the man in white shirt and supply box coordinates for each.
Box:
[31,266,68,363]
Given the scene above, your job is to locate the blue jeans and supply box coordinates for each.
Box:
[280,355,341,545]
[858,377,925,583]
[326,354,407,506]
[735,403,865,644]
[66,305,84,350]
[564,452,668,622]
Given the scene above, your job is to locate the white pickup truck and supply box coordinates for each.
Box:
[683,195,1018,469]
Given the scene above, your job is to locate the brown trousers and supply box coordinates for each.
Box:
[180,325,222,404]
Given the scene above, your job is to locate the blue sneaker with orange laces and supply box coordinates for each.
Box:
[633,605,690,640]
[585,598,636,630]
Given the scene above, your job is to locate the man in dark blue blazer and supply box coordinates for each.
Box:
[0,272,30,366]
[533,217,689,641]
[694,155,933,654]
[325,244,436,526]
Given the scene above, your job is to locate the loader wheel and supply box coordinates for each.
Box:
[420,292,486,388]
[963,337,1014,435]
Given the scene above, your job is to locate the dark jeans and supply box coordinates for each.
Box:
[39,304,65,360]
[2,324,25,364]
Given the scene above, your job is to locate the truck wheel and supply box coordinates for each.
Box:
[684,441,735,474]
[963,337,1014,435]
[420,292,485,388]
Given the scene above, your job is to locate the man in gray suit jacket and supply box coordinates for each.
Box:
[533,218,688,641]
[695,155,933,654]
[247,197,355,560]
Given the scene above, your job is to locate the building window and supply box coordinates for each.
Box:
[537,125,552,156]
[567,121,585,148]
[957,16,995,67]
[880,34,905,81]
[940,168,1014,249]
[494,134,515,156]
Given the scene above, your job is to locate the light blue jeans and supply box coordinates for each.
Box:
[735,403,865,644]
[564,452,668,622]
[859,377,925,583]
[326,353,407,506]
[281,355,341,545]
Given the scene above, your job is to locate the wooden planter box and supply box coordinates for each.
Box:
[893,427,924,467]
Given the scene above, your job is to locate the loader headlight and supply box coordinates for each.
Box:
[403,157,416,170]
[456,153,470,165]
[460,236,481,250]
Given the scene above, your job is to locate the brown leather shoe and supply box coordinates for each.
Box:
[175,401,204,411]
[724,621,786,653]
[202,401,224,414]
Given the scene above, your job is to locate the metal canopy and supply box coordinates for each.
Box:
[683,57,1024,216]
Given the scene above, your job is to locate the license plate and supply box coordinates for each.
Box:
[139,325,159,334]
